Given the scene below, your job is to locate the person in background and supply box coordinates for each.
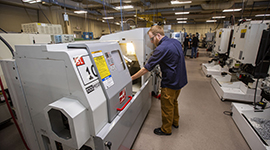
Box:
[131,25,188,136]
[191,34,199,58]
[183,35,189,56]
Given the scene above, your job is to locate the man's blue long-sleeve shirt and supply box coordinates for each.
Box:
[144,36,188,90]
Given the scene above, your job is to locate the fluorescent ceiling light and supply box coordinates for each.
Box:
[171,1,192,4]
[124,1,132,3]
[206,20,217,22]
[103,17,114,19]
[74,10,87,14]
[176,18,188,20]
[212,16,226,19]
[22,0,34,2]
[178,21,187,23]
[175,12,190,15]
[116,5,134,10]
[115,22,120,25]
[255,14,270,17]
[23,0,41,3]
[223,9,242,12]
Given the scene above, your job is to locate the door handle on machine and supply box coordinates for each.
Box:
[117,96,132,111]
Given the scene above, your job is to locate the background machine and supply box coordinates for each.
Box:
[202,27,234,77]
[211,21,270,102]
[0,28,156,150]
[230,22,270,150]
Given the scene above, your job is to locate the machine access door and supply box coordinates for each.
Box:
[81,42,133,122]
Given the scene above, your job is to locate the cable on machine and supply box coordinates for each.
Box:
[0,36,15,57]
[0,28,7,33]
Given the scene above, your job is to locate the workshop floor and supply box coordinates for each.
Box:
[131,49,250,150]
[0,49,250,150]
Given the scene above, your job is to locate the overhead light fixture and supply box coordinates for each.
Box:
[223,9,242,12]
[124,1,132,3]
[74,10,87,14]
[171,1,192,4]
[115,22,120,25]
[175,12,190,15]
[23,0,41,3]
[103,17,114,19]
[176,18,188,20]
[134,15,137,17]
[116,5,134,10]
[178,21,187,23]
[255,14,270,17]
[206,20,217,22]
[212,16,226,19]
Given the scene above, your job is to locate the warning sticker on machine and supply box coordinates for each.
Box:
[102,75,114,89]
[92,50,114,89]
[240,29,247,38]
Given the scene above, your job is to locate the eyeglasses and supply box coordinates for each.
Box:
[150,35,156,41]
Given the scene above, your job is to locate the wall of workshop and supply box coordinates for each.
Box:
[0,4,39,33]
[0,3,120,38]
[67,15,120,38]
[172,23,224,39]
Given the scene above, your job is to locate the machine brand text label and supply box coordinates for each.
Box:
[119,88,126,104]
[86,82,100,94]
[74,57,85,66]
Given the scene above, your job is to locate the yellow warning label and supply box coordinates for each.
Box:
[37,23,41,25]
[219,32,222,36]
[92,51,111,79]
[241,29,247,33]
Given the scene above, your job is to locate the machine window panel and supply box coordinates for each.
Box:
[111,50,126,72]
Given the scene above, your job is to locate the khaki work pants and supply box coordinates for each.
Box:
[160,87,181,134]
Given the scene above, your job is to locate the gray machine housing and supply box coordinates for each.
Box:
[1,41,153,150]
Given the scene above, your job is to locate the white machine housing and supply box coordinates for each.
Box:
[0,33,52,125]
[21,22,63,34]
[201,27,234,77]
[213,28,233,54]
[210,21,269,102]
[1,39,153,150]
[231,102,270,150]
[230,21,268,65]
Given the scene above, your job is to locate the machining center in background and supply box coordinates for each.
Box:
[211,21,270,102]
[202,27,234,77]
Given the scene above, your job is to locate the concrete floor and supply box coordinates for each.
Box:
[0,49,250,150]
[131,50,250,150]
